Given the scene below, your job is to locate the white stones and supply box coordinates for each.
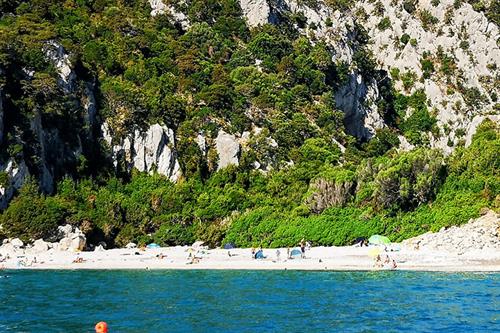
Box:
[239,0,272,27]
[57,224,73,240]
[94,244,106,252]
[32,239,50,253]
[216,130,240,170]
[403,210,500,253]
[148,0,190,29]
[332,138,346,154]
[56,225,87,252]
[0,160,30,209]
[148,0,167,16]
[197,133,207,155]
[103,123,182,182]
[398,135,415,152]
[10,238,24,248]
[44,41,75,92]
[70,235,86,252]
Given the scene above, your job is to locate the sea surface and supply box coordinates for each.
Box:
[0,270,498,332]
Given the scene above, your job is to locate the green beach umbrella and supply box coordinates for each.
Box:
[368,235,391,245]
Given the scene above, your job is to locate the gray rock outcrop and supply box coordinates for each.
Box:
[0,160,30,209]
[32,239,50,253]
[239,0,385,139]
[216,130,240,170]
[10,238,24,248]
[103,123,182,182]
[336,74,384,139]
[57,224,86,252]
[239,0,274,27]
[464,115,500,147]
[148,0,190,29]
[306,178,356,213]
[44,41,75,92]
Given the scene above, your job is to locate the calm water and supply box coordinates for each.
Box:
[0,270,498,332]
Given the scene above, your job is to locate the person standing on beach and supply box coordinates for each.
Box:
[276,249,281,261]
[300,239,306,258]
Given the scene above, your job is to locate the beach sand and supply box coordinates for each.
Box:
[2,245,500,272]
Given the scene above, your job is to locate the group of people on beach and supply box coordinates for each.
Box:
[251,239,311,261]
[374,254,397,269]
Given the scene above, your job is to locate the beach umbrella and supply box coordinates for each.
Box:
[368,247,382,258]
[368,235,390,245]
[146,243,160,249]
[223,243,235,249]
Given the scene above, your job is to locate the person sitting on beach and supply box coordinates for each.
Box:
[306,241,312,250]
[251,248,256,259]
[72,257,85,264]
[187,256,201,265]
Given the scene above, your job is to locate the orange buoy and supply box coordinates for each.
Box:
[95,321,108,333]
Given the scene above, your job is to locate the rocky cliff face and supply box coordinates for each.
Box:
[238,0,386,140]
[102,123,182,182]
[352,0,499,153]
[0,42,95,206]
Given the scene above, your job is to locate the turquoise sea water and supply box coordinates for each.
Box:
[0,270,498,332]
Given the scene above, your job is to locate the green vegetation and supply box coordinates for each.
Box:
[377,17,391,31]
[420,52,435,79]
[1,120,497,247]
[400,33,411,46]
[394,89,437,145]
[0,0,498,248]
[419,9,439,31]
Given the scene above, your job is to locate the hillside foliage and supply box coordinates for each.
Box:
[0,0,498,246]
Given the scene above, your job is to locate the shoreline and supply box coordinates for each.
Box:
[2,246,500,272]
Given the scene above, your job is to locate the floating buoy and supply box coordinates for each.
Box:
[95,321,108,333]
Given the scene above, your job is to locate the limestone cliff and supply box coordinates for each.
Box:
[102,123,182,183]
[236,0,499,149]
